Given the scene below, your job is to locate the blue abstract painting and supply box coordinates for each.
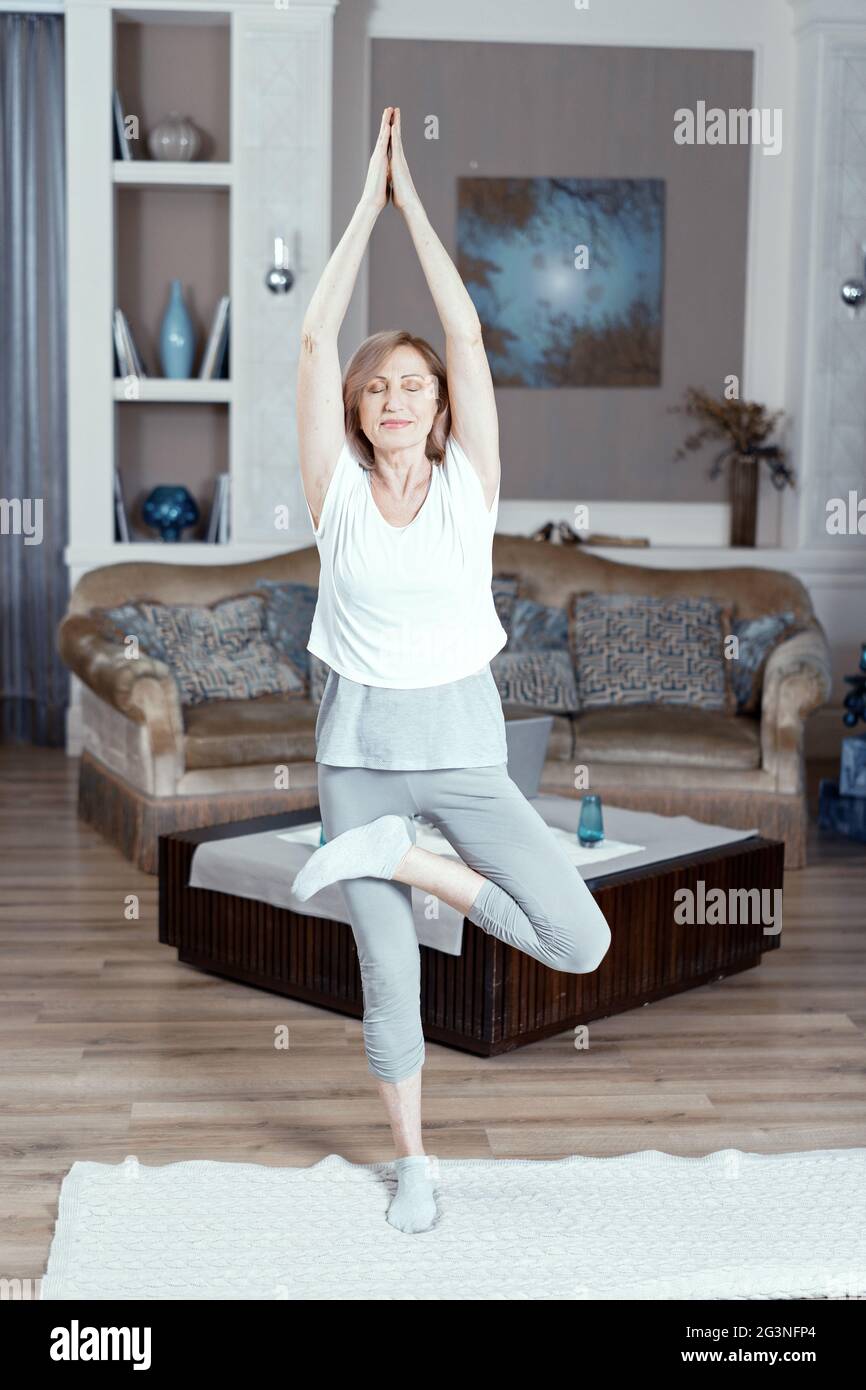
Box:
[456,177,665,387]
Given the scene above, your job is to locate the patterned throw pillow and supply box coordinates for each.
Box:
[492,573,521,639]
[730,611,804,713]
[509,597,569,653]
[133,593,304,706]
[568,593,734,712]
[491,649,579,713]
[93,602,170,663]
[308,653,331,704]
[254,579,319,684]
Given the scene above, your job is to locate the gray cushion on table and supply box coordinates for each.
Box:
[188,818,468,956]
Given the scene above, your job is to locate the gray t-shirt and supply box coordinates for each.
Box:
[314,662,508,770]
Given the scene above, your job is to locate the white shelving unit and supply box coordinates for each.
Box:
[64,0,336,581]
[112,379,234,402]
[112,159,234,188]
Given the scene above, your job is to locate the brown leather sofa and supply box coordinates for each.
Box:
[57,536,832,873]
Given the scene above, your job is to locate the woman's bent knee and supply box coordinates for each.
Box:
[556,917,612,974]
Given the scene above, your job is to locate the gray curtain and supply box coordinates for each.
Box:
[0,12,68,745]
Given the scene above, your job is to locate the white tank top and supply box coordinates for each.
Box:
[304,431,507,688]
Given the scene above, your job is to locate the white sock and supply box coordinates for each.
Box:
[387,1154,438,1234]
[290,813,413,903]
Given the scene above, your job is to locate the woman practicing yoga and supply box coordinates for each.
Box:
[291,107,612,1233]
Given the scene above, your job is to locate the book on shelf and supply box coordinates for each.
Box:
[113,469,131,543]
[198,296,230,380]
[127,326,147,377]
[206,473,230,543]
[113,89,135,162]
[112,310,128,376]
[219,474,230,542]
[113,309,148,379]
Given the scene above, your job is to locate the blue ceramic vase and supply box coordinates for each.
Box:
[159,279,195,378]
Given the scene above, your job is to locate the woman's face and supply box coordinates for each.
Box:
[357,346,439,454]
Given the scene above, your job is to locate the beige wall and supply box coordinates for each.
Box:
[115,404,228,542]
[115,20,230,163]
[332,0,375,365]
[366,39,753,503]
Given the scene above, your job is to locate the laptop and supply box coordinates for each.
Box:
[504,715,554,799]
[412,714,554,830]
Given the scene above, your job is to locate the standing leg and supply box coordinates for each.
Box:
[316,764,437,1233]
[317,764,424,1085]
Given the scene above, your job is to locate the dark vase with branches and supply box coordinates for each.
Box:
[670,389,795,546]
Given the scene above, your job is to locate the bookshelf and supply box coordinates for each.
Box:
[64,0,336,569]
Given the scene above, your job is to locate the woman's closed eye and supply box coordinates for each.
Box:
[368,378,423,393]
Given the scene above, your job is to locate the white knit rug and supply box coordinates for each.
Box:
[41,1148,866,1300]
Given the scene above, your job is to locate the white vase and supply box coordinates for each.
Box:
[148,112,201,162]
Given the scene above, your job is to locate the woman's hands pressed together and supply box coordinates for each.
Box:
[361,106,422,217]
[362,106,395,212]
[386,107,422,215]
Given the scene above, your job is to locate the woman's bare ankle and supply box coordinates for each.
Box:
[391,844,485,917]
[391,844,418,881]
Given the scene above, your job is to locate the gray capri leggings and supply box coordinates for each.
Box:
[317,761,612,1084]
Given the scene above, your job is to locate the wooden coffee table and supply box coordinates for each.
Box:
[158,806,784,1058]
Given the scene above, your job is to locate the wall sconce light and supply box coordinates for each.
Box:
[264,235,295,294]
[840,240,866,316]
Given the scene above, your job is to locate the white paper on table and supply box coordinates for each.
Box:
[276,820,644,869]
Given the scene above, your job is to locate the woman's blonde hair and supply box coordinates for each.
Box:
[343,330,450,470]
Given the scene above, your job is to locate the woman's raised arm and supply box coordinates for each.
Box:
[388,108,500,506]
[297,106,393,528]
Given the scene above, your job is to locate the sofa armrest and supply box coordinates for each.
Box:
[760,622,832,794]
[57,613,185,763]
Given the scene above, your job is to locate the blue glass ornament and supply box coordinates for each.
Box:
[578,794,605,847]
[142,485,199,542]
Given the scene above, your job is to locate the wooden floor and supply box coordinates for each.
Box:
[1,744,865,1283]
